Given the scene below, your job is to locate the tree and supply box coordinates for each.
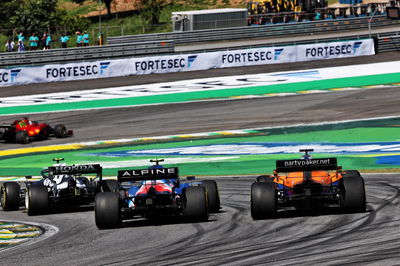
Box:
[72,0,113,17]
[8,0,89,34]
[10,0,60,32]
[137,0,168,25]
[104,0,113,17]
[0,0,20,29]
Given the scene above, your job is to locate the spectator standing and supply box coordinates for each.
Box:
[41,32,48,50]
[45,33,52,50]
[60,33,70,48]
[29,33,39,50]
[315,10,322,20]
[83,31,89,46]
[18,32,25,44]
[76,31,83,47]
[17,40,25,52]
[5,39,15,52]
[17,32,25,52]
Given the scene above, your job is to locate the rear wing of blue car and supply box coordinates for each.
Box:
[276,158,338,172]
[117,167,179,182]
[48,164,102,178]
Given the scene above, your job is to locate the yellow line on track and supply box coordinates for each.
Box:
[0,144,84,157]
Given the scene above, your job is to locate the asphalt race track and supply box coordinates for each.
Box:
[2,85,400,150]
[1,52,400,264]
[1,174,400,265]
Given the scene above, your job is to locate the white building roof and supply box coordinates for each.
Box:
[172,8,247,16]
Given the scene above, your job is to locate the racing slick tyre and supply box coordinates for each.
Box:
[26,185,49,216]
[183,186,209,222]
[251,182,277,220]
[3,132,13,143]
[100,180,119,193]
[95,192,121,229]
[39,127,49,140]
[54,124,67,138]
[256,175,274,183]
[343,170,361,177]
[15,131,29,144]
[202,180,220,213]
[341,172,366,213]
[1,182,21,211]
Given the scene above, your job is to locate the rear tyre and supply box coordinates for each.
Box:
[1,182,20,211]
[26,185,49,216]
[183,186,209,221]
[54,124,67,138]
[15,131,29,144]
[95,192,121,229]
[343,170,361,176]
[202,180,220,213]
[341,172,366,212]
[39,127,49,140]
[256,175,274,183]
[100,180,119,192]
[251,182,276,220]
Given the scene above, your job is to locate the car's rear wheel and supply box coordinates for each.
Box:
[54,124,67,138]
[39,127,49,140]
[341,171,366,212]
[95,192,121,229]
[15,131,29,144]
[26,185,49,216]
[256,175,274,183]
[100,180,119,192]
[183,186,209,221]
[251,182,277,220]
[202,180,220,213]
[1,182,20,211]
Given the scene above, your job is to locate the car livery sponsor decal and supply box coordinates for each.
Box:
[0,69,21,84]
[100,62,111,75]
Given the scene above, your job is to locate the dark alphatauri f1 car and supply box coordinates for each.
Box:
[95,159,220,229]
[251,149,366,219]
[0,118,73,144]
[0,159,116,215]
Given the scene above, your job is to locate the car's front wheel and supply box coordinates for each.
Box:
[54,124,67,138]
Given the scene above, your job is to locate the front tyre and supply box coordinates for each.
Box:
[95,192,121,229]
[183,186,209,221]
[202,180,220,213]
[54,124,67,138]
[26,185,49,216]
[251,182,277,220]
[1,182,21,211]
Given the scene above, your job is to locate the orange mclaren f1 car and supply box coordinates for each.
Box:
[251,149,366,219]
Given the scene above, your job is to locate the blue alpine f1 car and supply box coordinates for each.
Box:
[94,159,220,229]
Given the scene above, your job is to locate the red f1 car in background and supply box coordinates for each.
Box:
[0,117,73,144]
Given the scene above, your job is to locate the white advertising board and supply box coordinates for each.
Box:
[0,39,375,87]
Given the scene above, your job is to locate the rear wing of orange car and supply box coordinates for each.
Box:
[276,158,338,172]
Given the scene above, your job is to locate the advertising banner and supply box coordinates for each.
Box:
[0,39,375,87]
